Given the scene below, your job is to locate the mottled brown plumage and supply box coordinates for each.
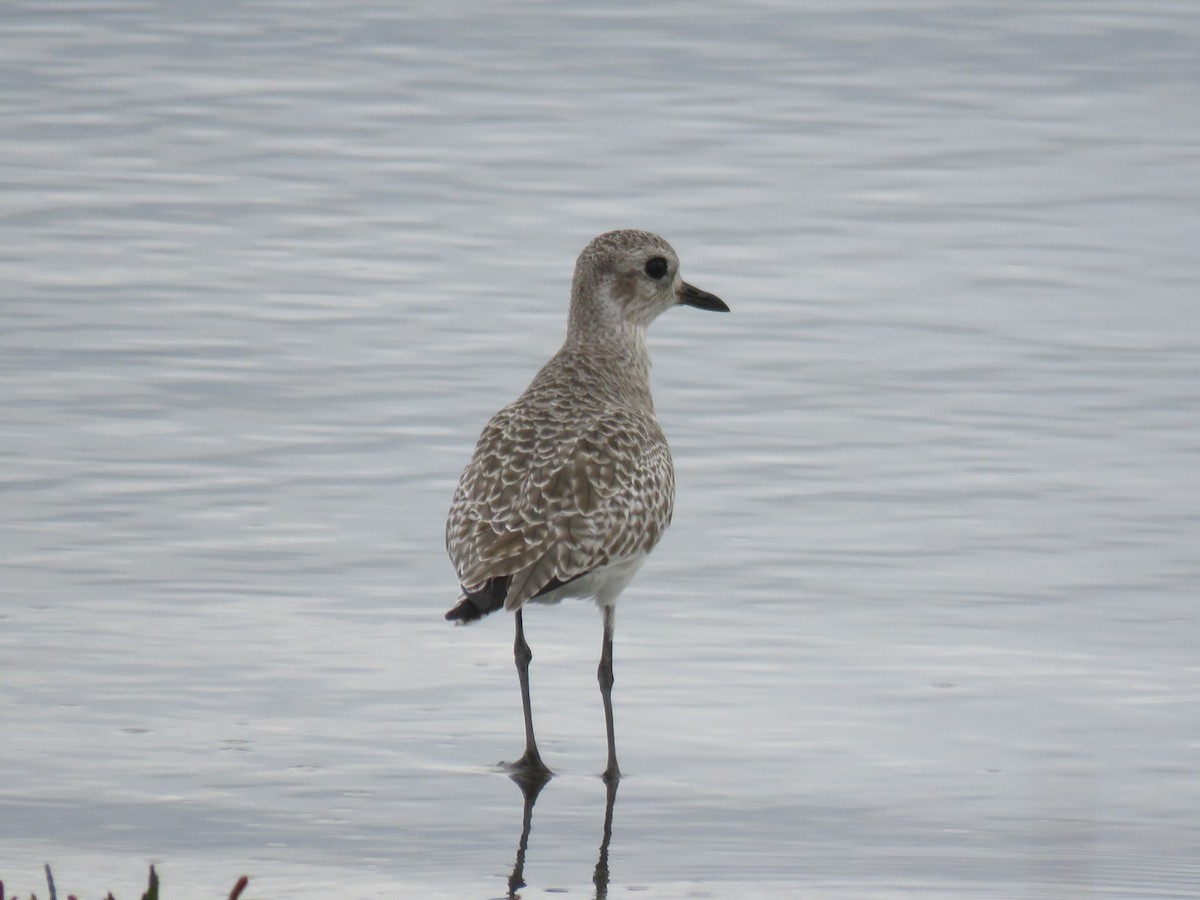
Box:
[444,228,728,781]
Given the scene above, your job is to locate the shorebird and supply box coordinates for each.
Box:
[445,229,728,783]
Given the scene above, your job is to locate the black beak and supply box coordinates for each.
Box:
[677,281,730,312]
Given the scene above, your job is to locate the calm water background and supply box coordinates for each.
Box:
[2,1,1198,897]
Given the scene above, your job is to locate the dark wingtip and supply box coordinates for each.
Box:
[445,597,483,624]
[446,576,511,624]
[444,571,584,624]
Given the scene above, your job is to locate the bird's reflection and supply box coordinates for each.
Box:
[505,772,620,900]
[505,771,546,898]
[591,778,618,898]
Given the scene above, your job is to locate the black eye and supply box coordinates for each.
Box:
[644,256,668,280]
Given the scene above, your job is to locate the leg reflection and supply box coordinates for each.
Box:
[503,771,622,900]
[592,776,619,899]
[507,769,550,899]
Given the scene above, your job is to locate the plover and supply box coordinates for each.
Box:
[445,229,728,783]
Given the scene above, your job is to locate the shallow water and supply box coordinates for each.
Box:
[2,1,1198,897]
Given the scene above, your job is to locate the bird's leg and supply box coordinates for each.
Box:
[511,609,552,781]
[598,604,620,783]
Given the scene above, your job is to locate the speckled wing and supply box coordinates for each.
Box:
[446,401,675,610]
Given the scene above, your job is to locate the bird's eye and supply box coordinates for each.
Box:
[644,256,668,280]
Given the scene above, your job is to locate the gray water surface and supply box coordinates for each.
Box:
[2,1,1198,897]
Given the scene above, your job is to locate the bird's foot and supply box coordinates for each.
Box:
[501,750,553,786]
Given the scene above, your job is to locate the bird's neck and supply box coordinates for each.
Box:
[559,321,654,412]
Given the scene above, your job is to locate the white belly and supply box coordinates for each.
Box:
[529,553,649,609]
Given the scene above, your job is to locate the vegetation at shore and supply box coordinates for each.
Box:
[1,865,249,900]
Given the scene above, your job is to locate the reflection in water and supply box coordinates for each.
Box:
[505,771,546,899]
[592,778,618,899]
[504,773,619,900]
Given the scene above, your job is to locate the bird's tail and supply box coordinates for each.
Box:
[444,576,512,624]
